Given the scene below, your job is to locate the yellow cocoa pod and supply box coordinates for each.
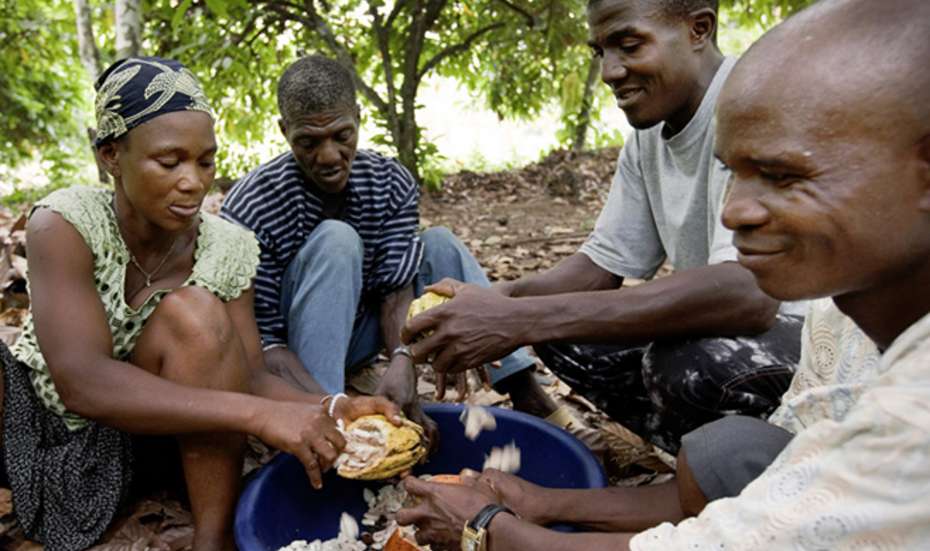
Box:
[335,415,427,480]
[407,291,451,321]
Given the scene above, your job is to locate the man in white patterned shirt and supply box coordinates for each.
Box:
[397,0,930,548]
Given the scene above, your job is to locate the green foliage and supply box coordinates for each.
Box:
[0,0,94,188]
[143,0,293,180]
[721,0,815,27]
[0,0,816,200]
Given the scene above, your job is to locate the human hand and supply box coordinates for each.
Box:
[376,357,440,452]
[429,367,493,404]
[402,278,524,376]
[330,394,404,427]
[396,474,501,548]
[462,468,550,525]
[253,401,346,490]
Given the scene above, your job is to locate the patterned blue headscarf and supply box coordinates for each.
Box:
[93,56,213,146]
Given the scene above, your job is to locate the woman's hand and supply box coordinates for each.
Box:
[330,394,403,426]
[252,401,346,489]
[396,474,502,549]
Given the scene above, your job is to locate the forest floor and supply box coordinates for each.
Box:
[0,147,673,550]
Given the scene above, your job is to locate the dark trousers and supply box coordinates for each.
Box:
[534,314,804,453]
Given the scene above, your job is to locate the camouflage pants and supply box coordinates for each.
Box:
[535,314,804,454]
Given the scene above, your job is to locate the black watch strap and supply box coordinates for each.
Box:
[468,504,515,531]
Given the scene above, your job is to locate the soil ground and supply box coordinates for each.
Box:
[0,147,672,550]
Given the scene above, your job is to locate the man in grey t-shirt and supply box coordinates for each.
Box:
[403,0,803,453]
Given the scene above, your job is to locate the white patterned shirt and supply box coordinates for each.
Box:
[767,299,882,434]
[632,301,930,550]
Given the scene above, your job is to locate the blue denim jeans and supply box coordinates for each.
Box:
[280,220,534,394]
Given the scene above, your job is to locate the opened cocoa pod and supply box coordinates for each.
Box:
[407,291,451,321]
[335,415,427,480]
[406,291,452,344]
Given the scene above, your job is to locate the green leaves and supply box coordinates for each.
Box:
[0,0,93,189]
[0,0,814,201]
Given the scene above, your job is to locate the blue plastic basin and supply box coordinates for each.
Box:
[234,403,606,551]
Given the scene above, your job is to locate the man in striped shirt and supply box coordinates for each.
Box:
[221,55,557,434]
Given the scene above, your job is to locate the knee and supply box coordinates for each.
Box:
[292,220,364,274]
[152,286,234,349]
[421,226,465,263]
[141,287,247,389]
[310,220,363,257]
[676,449,709,517]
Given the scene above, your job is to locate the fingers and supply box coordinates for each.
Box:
[459,468,480,484]
[435,371,447,400]
[402,310,440,346]
[298,448,324,490]
[323,424,346,452]
[344,396,403,425]
[479,366,492,389]
[408,325,444,363]
[414,526,450,548]
[424,415,441,454]
[311,432,340,467]
[431,344,474,376]
[455,372,469,401]
[395,502,427,527]
[369,396,404,424]
[423,278,463,298]
[402,475,434,502]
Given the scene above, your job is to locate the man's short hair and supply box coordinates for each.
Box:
[588,0,719,20]
[277,55,357,123]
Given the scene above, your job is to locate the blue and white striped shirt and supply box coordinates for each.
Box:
[221,149,423,346]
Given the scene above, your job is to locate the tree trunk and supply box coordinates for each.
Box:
[571,56,601,152]
[115,0,142,58]
[395,107,421,184]
[73,0,101,79]
[73,0,109,182]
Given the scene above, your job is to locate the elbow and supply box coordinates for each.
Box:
[739,292,780,335]
[53,367,98,418]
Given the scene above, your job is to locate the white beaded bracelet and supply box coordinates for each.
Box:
[321,392,348,418]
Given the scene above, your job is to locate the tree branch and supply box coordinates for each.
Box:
[416,21,506,83]
[400,0,445,98]
[494,0,538,28]
[386,0,412,29]
[367,1,401,140]
[258,0,390,113]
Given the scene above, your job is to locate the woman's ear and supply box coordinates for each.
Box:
[96,141,121,181]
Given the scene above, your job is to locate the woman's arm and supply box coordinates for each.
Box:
[27,209,398,488]
[28,209,274,436]
[225,287,403,421]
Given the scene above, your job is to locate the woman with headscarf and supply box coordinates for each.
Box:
[0,57,400,551]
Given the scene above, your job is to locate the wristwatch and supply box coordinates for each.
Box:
[461,504,514,551]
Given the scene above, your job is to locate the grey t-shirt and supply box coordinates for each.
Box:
[581,57,737,279]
